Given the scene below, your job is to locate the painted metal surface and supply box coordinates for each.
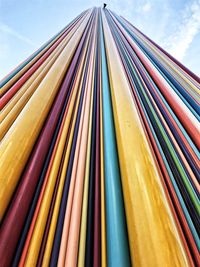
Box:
[0,7,199,267]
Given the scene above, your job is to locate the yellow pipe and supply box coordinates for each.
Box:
[102,10,190,267]
[41,30,91,267]
[0,10,92,220]
[0,29,73,140]
[24,44,87,265]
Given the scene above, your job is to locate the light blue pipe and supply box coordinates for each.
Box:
[100,12,131,267]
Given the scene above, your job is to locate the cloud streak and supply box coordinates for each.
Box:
[0,22,37,47]
[0,21,37,79]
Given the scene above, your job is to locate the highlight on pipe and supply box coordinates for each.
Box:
[0,7,199,267]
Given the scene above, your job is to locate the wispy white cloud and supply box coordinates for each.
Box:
[142,2,151,13]
[0,22,37,47]
[163,0,200,61]
[108,0,171,44]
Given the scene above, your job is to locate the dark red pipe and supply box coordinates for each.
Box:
[0,26,87,267]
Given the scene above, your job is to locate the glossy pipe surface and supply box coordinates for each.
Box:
[0,7,199,267]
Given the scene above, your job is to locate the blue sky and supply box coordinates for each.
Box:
[0,0,200,79]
